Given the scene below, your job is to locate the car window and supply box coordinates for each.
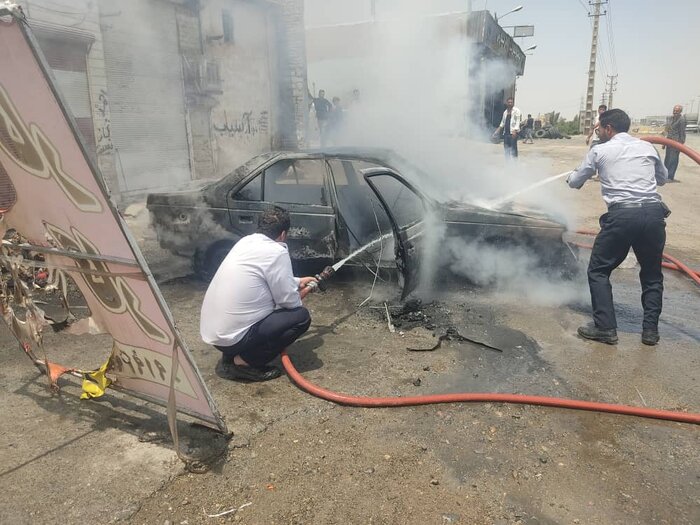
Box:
[367,174,424,228]
[264,159,328,206]
[327,160,349,186]
[328,159,383,188]
[234,173,262,201]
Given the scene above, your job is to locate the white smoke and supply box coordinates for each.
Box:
[308,6,584,302]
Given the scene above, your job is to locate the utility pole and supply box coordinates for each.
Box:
[606,74,618,109]
[371,0,377,21]
[584,1,607,134]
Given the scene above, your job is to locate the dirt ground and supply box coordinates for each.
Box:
[1,135,699,525]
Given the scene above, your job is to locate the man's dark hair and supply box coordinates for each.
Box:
[599,104,608,110]
[599,108,630,133]
[258,206,290,240]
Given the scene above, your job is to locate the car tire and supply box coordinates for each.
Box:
[534,129,547,138]
[196,241,235,281]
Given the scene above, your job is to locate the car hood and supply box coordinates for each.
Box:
[146,182,212,207]
[442,201,565,230]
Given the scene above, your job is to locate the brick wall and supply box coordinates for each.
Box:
[268,0,308,149]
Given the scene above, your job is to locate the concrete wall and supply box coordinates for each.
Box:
[19,0,309,191]
[19,0,119,200]
[182,0,307,179]
[199,0,277,177]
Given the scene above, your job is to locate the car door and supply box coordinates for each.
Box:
[226,168,266,238]
[228,157,336,259]
[363,169,427,296]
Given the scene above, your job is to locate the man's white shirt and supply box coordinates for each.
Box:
[200,233,301,347]
[567,133,668,206]
[499,107,523,134]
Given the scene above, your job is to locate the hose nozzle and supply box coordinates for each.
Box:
[313,266,335,291]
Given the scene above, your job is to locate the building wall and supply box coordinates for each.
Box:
[19,0,119,200]
[198,0,277,177]
[192,0,307,179]
[19,0,309,194]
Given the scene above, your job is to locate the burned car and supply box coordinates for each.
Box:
[146,148,576,294]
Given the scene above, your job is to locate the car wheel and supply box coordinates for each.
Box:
[197,241,235,281]
[534,129,547,138]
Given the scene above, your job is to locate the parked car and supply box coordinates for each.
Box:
[146,148,577,295]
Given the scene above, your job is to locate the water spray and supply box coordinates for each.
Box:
[486,170,573,209]
[303,233,394,296]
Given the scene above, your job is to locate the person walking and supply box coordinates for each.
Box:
[663,104,686,182]
[493,97,522,159]
[567,109,669,346]
[522,114,535,144]
[200,207,318,381]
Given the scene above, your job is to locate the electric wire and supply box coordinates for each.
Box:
[606,0,618,73]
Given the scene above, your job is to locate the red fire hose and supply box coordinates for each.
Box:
[281,353,699,424]
[285,230,700,425]
[283,141,700,425]
[641,135,700,164]
[575,229,700,286]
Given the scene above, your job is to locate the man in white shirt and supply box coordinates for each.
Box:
[494,97,522,159]
[200,207,317,381]
[567,109,669,346]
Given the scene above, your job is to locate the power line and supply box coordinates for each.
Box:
[606,0,618,73]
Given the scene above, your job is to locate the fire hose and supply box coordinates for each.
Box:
[641,135,700,165]
[284,139,700,425]
[286,249,700,425]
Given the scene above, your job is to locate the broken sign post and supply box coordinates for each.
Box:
[0,9,226,435]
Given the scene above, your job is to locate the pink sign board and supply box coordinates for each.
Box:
[0,12,225,432]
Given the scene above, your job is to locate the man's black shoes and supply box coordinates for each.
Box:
[215,359,282,382]
[641,329,660,346]
[577,324,618,345]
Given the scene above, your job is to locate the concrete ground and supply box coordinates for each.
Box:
[0,135,698,525]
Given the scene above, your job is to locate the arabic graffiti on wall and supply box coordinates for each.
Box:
[94,89,113,155]
[213,110,270,138]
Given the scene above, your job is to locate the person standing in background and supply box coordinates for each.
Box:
[586,104,608,147]
[311,89,332,147]
[328,96,344,145]
[523,114,534,144]
[663,105,686,182]
[493,97,522,159]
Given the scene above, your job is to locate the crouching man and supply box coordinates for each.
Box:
[200,207,317,381]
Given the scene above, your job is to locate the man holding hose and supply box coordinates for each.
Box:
[567,109,669,346]
[200,207,317,381]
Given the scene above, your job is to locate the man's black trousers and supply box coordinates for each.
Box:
[215,307,311,367]
[664,147,680,180]
[503,134,518,158]
[588,203,666,330]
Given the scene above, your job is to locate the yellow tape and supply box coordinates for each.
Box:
[80,360,112,400]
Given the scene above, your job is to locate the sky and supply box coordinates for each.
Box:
[304,0,700,120]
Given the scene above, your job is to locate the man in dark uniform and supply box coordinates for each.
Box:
[567,109,669,346]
